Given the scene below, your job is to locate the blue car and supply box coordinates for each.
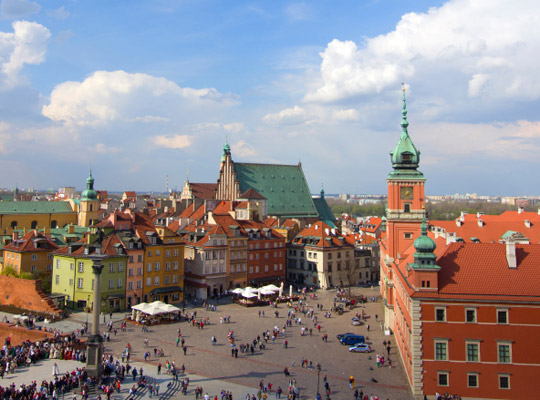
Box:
[339,335,365,345]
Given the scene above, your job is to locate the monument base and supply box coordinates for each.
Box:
[86,334,104,378]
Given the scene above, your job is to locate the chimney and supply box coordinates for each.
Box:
[477,219,484,227]
[506,240,517,269]
[456,219,462,227]
[68,224,75,234]
[518,207,524,214]
[12,231,19,241]
[525,220,531,228]
[43,226,50,235]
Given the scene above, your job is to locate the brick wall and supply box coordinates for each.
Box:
[0,275,62,316]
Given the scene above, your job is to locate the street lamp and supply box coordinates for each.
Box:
[85,295,90,331]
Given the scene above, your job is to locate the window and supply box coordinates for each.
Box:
[146,277,151,287]
[118,262,124,272]
[466,342,479,362]
[255,266,259,273]
[56,259,60,269]
[435,341,448,360]
[70,262,74,270]
[435,308,446,322]
[498,343,511,363]
[117,278,122,288]
[137,281,142,289]
[497,309,508,324]
[249,267,253,274]
[404,232,413,239]
[147,263,152,272]
[166,250,170,257]
[172,275,178,283]
[137,267,142,275]
[148,250,152,257]
[437,372,449,387]
[69,278,73,286]
[32,254,37,260]
[108,279,114,289]
[128,282,133,290]
[173,261,178,270]
[47,264,52,271]
[78,262,84,272]
[155,262,160,271]
[264,265,269,272]
[499,374,510,389]
[174,249,178,257]
[55,275,60,284]
[109,263,115,273]
[137,255,143,262]
[31,265,37,272]
[154,276,160,285]
[78,278,84,289]
[128,269,134,277]
[404,203,411,213]
[156,249,161,256]
[165,262,171,271]
[467,373,479,388]
[466,308,476,323]
[165,275,170,284]
[129,256,134,263]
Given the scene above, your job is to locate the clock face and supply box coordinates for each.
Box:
[400,186,414,200]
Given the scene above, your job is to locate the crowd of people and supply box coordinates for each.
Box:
[0,332,86,377]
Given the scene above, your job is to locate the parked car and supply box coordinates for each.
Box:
[349,343,372,353]
[337,332,356,340]
[351,317,363,326]
[339,335,365,345]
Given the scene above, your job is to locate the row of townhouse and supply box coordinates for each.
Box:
[50,210,185,313]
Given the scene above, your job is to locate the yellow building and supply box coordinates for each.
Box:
[2,230,59,289]
[0,202,77,235]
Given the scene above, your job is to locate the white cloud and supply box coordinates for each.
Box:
[263,105,307,124]
[223,122,245,133]
[1,0,40,18]
[232,140,256,158]
[0,20,50,86]
[94,143,120,154]
[42,70,237,127]
[332,108,359,121]
[48,6,69,20]
[304,0,540,103]
[152,134,192,149]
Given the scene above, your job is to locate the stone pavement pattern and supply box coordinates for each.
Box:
[0,287,413,400]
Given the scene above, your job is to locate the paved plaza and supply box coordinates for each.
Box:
[1,287,413,400]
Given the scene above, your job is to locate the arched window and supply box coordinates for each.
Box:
[404,203,411,213]
[31,221,38,229]
[51,220,57,229]
[10,221,17,229]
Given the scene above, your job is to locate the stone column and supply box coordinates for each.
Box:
[86,255,106,378]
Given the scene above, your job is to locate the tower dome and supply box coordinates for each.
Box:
[81,170,98,201]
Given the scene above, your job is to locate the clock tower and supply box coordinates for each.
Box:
[385,88,425,260]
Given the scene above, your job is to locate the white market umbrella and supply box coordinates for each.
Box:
[289,285,292,297]
[263,284,280,292]
[231,288,244,294]
[242,292,258,298]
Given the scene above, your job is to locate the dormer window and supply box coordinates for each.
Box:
[403,153,412,161]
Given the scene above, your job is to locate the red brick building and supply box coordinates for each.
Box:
[380,91,540,399]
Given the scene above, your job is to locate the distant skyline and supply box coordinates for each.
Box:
[0,0,539,196]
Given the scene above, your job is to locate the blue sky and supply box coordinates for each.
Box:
[0,0,539,196]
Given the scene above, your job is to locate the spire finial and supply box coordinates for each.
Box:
[186,168,189,181]
[401,83,409,133]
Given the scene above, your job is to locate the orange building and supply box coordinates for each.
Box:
[380,91,540,399]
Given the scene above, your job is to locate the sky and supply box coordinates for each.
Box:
[0,0,539,196]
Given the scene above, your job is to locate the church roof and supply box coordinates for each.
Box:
[0,201,74,214]
[312,196,337,228]
[233,162,318,218]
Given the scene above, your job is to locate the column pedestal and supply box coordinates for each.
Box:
[86,334,104,378]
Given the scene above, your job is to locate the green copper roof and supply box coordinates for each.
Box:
[81,170,98,201]
[411,215,439,270]
[0,201,74,214]
[313,196,337,229]
[388,89,424,180]
[234,162,319,218]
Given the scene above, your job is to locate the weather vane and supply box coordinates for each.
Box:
[402,82,406,92]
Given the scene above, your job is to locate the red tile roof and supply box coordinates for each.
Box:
[189,183,217,200]
[293,221,351,248]
[4,230,59,252]
[431,211,540,243]
[411,242,540,301]
[240,188,266,200]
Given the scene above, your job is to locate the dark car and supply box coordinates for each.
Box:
[337,332,356,340]
[339,335,365,345]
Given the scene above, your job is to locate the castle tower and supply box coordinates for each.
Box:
[78,170,100,227]
[385,88,426,260]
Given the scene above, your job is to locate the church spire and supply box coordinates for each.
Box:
[388,84,423,178]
